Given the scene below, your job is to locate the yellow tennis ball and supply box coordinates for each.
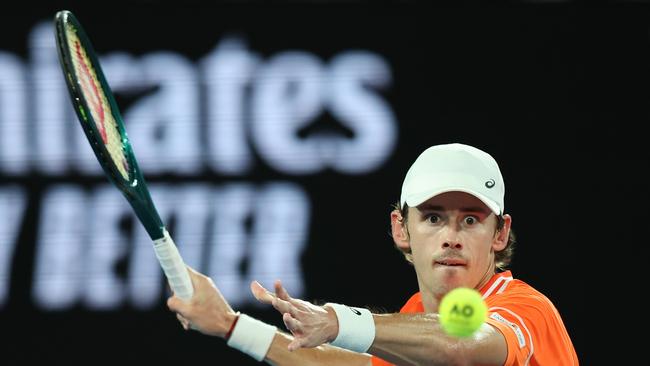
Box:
[439,287,487,337]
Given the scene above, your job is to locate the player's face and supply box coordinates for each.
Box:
[406,192,502,305]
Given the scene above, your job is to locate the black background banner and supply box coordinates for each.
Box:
[2,1,648,364]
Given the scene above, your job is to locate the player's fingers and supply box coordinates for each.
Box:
[185,265,216,293]
[272,296,297,317]
[176,313,190,330]
[185,266,202,285]
[183,267,209,295]
[288,336,311,351]
[276,298,303,320]
[250,280,275,304]
[274,280,293,301]
[287,339,301,352]
[167,296,185,312]
[274,281,310,310]
[283,312,302,333]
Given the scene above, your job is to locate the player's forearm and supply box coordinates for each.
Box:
[265,331,371,366]
[369,313,505,366]
[368,313,456,366]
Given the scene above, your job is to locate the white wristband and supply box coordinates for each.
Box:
[226,314,277,362]
[327,303,376,353]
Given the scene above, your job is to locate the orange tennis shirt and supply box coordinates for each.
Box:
[371,271,578,365]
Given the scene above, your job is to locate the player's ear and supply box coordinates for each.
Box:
[493,214,512,251]
[391,209,410,250]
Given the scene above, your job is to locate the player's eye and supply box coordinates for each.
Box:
[463,215,479,225]
[425,214,441,224]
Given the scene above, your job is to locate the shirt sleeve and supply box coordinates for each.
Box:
[485,311,531,366]
[485,292,577,366]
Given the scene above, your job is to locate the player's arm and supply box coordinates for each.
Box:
[265,333,371,366]
[166,267,370,366]
[370,313,507,365]
[262,280,508,366]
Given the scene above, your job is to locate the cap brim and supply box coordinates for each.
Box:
[404,188,502,215]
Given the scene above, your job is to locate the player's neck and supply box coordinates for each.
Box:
[475,260,498,292]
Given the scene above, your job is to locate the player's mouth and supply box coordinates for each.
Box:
[434,258,467,267]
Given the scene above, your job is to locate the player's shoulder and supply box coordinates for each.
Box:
[482,271,547,304]
[487,277,556,312]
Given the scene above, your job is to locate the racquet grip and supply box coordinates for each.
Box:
[152,229,194,301]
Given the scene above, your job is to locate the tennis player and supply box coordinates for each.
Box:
[167,143,579,365]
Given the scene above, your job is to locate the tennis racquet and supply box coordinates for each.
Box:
[54,10,193,300]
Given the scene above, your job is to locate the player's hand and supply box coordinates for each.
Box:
[251,280,339,351]
[167,266,237,338]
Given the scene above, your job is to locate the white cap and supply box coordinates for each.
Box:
[400,143,505,215]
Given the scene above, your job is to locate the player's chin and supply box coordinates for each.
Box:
[433,265,469,286]
[431,264,468,285]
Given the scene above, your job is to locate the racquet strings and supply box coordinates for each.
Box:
[64,23,130,180]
